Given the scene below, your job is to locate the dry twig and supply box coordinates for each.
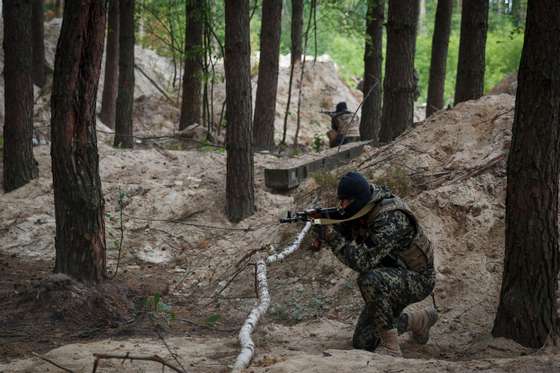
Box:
[32,352,74,373]
[92,353,186,373]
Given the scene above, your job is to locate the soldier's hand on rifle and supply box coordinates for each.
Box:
[310,224,334,251]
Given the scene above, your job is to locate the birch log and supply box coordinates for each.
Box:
[232,222,312,371]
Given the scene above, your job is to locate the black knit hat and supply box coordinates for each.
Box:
[337,171,372,217]
[335,101,348,113]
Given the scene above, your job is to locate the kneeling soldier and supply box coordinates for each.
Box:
[322,171,437,356]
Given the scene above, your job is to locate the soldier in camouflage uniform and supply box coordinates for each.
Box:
[323,171,437,356]
[327,102,360,147]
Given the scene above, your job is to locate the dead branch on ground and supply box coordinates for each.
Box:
[92,353,186,373]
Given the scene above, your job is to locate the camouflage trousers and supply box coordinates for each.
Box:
[352,266,435,352]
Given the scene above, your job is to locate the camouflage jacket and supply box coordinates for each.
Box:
[326,186,417,273]
[331,112,360,138]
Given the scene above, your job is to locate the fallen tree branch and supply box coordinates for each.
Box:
[134,63,176,106]
[232,222,312,371]
[32,352,74,373]
[92,353,186,373]
[232,259,270,371]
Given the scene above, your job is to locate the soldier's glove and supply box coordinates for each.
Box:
[310,224,324,252]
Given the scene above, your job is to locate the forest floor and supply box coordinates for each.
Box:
[2,19,560,373]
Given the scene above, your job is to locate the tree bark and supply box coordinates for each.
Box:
[114,0,134,148]
[379,0,419,143]
[2,0,39,192]
[454,0,488,105]
[253,0,282,150]
[291,0,303,65]
[31,0,46,87]
[51,0,107,283]
[359,0,384,143]
[179,0,203,131]
[99,0,119,128]
[492,0,560,348]
[225,0,255,223]
[426,0,453,117]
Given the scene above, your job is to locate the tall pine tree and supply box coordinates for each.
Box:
[359,0,384,142]
[492,0,560,348]
[2,0,38,192]
[114,0,135,148]
[225,0,255,222]
[51,0,107,283]
[179,0,203,131]
[379,0,419,143]
[454,0,488,105]
[426,0,452,117]
[253,0,282,150]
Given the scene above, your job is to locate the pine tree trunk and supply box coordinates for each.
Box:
[426,0,453,117]
[379,0,419,143]
[492,0,560,348]
[114,0,134,148]
[51,0,107,283]
[253,0,282,150]
[359,0,384,143]
[225,0,255,223]
[179,0,203,131]
[99,0,119,128]
[2,0,38,192]
[454,0,488,105]
[31,0,46,87]
[291,0,303,64]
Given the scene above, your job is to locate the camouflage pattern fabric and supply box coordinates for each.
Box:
[332,112,360,138]
[352,266,435,351]
[325,191,435,352]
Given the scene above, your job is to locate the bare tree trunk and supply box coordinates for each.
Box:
[51,0,107,283]
[179,0,203,131]
[426,0,453,117]
[114,0,135,148]
[225,0,255,222]
[31,0,46,87]
[253,0,282,150]
[454,0,488,105]
[2,0,38,192]
[291,0,303,65]
[492,0,560,348]
[359,0,384,142]
[379,0,419,143]
[99,0,119,128]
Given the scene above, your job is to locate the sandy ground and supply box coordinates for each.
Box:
[4,92,560,372]
[2,16,559,373]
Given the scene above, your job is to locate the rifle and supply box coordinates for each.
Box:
[280,207,344,251]
[279,206,343,224]
[319,110,338,118]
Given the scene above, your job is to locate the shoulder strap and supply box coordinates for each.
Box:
[313,198,377,225]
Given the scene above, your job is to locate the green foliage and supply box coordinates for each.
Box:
[311,170,338,191]
[198,139,225,153]
[144,292,176,325]
[370,166,411,197]
[0,136,3,149]
[312,133,324,152]
[137,1,524,107]
[206,313,222,328]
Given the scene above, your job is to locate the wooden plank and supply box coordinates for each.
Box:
[264,141,372,190]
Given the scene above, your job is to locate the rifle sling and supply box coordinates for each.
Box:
[312,199,377,225]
